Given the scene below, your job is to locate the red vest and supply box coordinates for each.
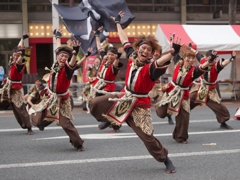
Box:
[122,59,167,108]
[47,66,71,98]
[8,63,25,90]
[168,63,195,99]
[200,58,219,89]
[92,60,117,92]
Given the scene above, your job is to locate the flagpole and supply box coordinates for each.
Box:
[52,0,59,61]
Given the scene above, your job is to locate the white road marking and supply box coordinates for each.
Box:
[0,149,239,169]
[33,129,240,140]
[0,119,235,132]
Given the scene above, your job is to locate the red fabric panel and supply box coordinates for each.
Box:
[159,24,197,50]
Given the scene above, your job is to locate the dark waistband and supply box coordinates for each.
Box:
[172,81,188,89]
[126,87,148,95]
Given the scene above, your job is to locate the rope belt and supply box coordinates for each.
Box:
[0,78,22,101]
[108,87,149,102]
[158,80,189,106]
[46,87,69,110]
[97,76,114,83]
[193,78,216,85]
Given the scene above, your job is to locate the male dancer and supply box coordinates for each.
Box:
[29,29,91,151]
[90,27,123,132]
[0,33,34,135]
[190,50,236,130]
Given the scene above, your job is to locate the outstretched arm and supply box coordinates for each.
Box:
[221,51,236,67]
[18,33,29,47]
[94,27,103,51]
[27,95,34,107]
[16,46,26,64]
[69,40,81,67]
[201,50,218,69]
[111,11,129,45]
[113,47,123,68]
[52,28,63,48]
[76,48,93,67]
[156,34,181,66]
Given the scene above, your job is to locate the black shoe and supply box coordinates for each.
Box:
[168,116,174,125]
[77,145,85,152]
[98,122,111,130]
[39,126,44,131]
[164,157,176,174]
[220,122,233,130]
[27,128,34,135]
[112,124,122,132]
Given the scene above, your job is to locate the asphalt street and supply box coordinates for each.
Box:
[0,100,240,180]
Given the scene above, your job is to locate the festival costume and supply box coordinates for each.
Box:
[156,61,206,143]
[90,43,170,162]
[148,79,161,100]
[88,65,100,78]
[29,47,84,150]
[90,49,121,98]
[190,57,230,124]
[0,58,32,131]
[82,83,91,111]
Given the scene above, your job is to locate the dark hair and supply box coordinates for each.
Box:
[206,50,212,57]
[35,78,43,83]
[11,46,20,54]
[107,47,118,55]
[55,46,73,62]
[38,85,45,90]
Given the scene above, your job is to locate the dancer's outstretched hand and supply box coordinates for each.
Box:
[52,28,62,39]
[169,33,182,56]
[110,11,124,24]
[85,48,93,57]
[72,40,81,55]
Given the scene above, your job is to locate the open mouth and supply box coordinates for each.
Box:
[139,53,148,61]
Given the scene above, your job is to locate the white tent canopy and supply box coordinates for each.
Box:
[155,24,240,53]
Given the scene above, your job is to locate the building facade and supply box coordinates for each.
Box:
[0,0,240,79]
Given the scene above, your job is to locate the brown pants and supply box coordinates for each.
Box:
[90,94,168,162]
[90,94,116,122]
[31,109,84,148]
[0,99,10,110]
[11,102,32,129]
[190,91,230,124]
[156,104,189,142]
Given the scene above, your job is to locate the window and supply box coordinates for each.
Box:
[139,0,153,3]
[187,0,230,14]
[127,0,179,12]
[28,4,52,12]
[0,0,21,11]
[139,6,153,12]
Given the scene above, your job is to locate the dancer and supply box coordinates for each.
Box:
[29,29,91,152]
[90,11,182,174]
[86,57,101,78]
[26,84,45,108]
[190,50,236,129]
[24,78,43,101]
[0,33,34,135]
[149,49,174,125]
[155,45,216,144]
[90,27,123,132]
[81,82,91,112]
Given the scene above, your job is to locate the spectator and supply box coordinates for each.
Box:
[0,66,4,88]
